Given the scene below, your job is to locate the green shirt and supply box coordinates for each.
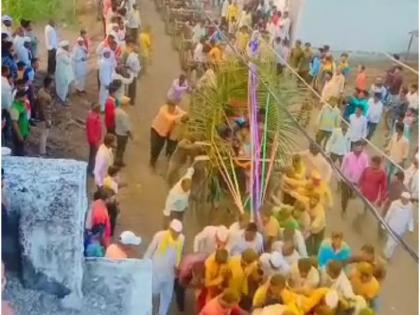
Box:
[10,100,30,139]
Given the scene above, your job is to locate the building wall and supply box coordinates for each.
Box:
[293,0,418,53]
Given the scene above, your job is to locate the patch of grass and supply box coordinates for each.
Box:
[3,0,76,24]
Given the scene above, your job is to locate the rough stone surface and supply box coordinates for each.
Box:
[3,157,88,304]
[83,258,153,315]
[4,258,153,315]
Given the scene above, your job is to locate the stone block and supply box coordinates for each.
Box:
[83,258,153,315]
[2,157,88,307]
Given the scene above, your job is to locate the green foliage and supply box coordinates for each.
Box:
[3,0,76,23]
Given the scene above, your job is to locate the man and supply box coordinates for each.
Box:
[204,249,231,301]
[260,207,280,250]
[297,42,313,83]
[150,101,185,168]
[386,66,403,105]
[200,288,244,315]
[125,42,141,105]
[10,91,29,156]
[163,167,194,223]
[229,222,264,255]
[126,3,141,40]
[105,230,141,259]
[2,66,13,146]
[44,19,58,75]
[192,20,206,46]
[194,225,230,255]
[72,37,88,94]
[2,16,13,41]
[93,133,115,188]
[37,76,53,156]
[340,141,369,214]
[325,121,350,167]
[104,84,119,133]
[359,156,388,207]
[404,154,419,202]
[289,40,303,70]
[315,97,341,149]
[99,48,116,111]
[227,249,259,298]
[348,106,368,147]
[317,231,351,268]
[259,251,290,278]
[16,37,32,67]
[366,92,384,139]
[279,11,291,40]
[299,143,332,183]
[350,262,380,306]
[167,74,190,104]
[277,226,308,257]
[370,76,387,103]
[386,122,409,183]
[252,274,288,308]
[86,103,103,175]
[321,68,345,103]
[383,191,414,259]
[55,41,75,104]
[114,96,133,167]
[145,219,185,315]
[289,258,320,295]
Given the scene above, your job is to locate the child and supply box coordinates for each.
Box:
[84,224,106,257]
[403,107,416,141]
[355,64,367,91]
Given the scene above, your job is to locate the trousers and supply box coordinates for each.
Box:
[87,144,98,175]
[115,135,129,165]
[39,122,50,155]
[99,84,108,112]
[47,49,56,75]
[152,279,174,315]
[150,128,167,167]
[384,234,400,259]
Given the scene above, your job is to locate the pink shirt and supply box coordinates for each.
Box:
[178,252,207,286]
[200,297,241,315]
[341,152,369,184]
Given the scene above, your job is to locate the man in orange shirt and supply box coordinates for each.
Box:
[150,100,186,168]
[355,64,367,92]
[105,230,142,259]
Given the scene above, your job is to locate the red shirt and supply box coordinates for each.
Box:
[86,111,102,146]
[200,297,242,315]
[91,200,111,247]
[105,97,117,131]
[359,167,388,203]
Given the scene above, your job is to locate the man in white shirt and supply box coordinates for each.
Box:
[259,251,290,278]
[348,106,368,147]
[404,154,418,202]
[279,11,291,40]
[16,37,32,67]
[93,133,115,188]
[229,222,264,255]
[126,43,141,104]
[1,66,12,112]
[163,167,195,223]
[126,3,141,40]
[383,192,414,259]
[99,48,116,111]
[44,19,58,75]
[193,225,230,255]
[326,122,351,166]
[366,92,383,140]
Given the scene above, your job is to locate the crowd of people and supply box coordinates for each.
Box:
[1,0,419,315]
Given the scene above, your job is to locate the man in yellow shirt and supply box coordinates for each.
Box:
[204,249,230,300]
[138,25,152,72]
[260,206,280,250]
[235,26,249,54]
[208,40,223,67]
[350,262,380,305]
[227,1,239,25]
[227,248,258,298]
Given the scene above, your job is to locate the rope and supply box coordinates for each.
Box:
[199,15,419,263]
[382,52,419,75]
[243,26,407,173]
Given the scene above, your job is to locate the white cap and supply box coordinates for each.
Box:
[401,191,411,199]
[59,40,69,47]
[269,251,283,269]
[2,16,12,23]
[325,290,339,308]
[215,225,229,242]
[169,219,183,232]
[120,231,142,245]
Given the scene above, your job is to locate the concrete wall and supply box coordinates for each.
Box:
[293,0,418,53]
